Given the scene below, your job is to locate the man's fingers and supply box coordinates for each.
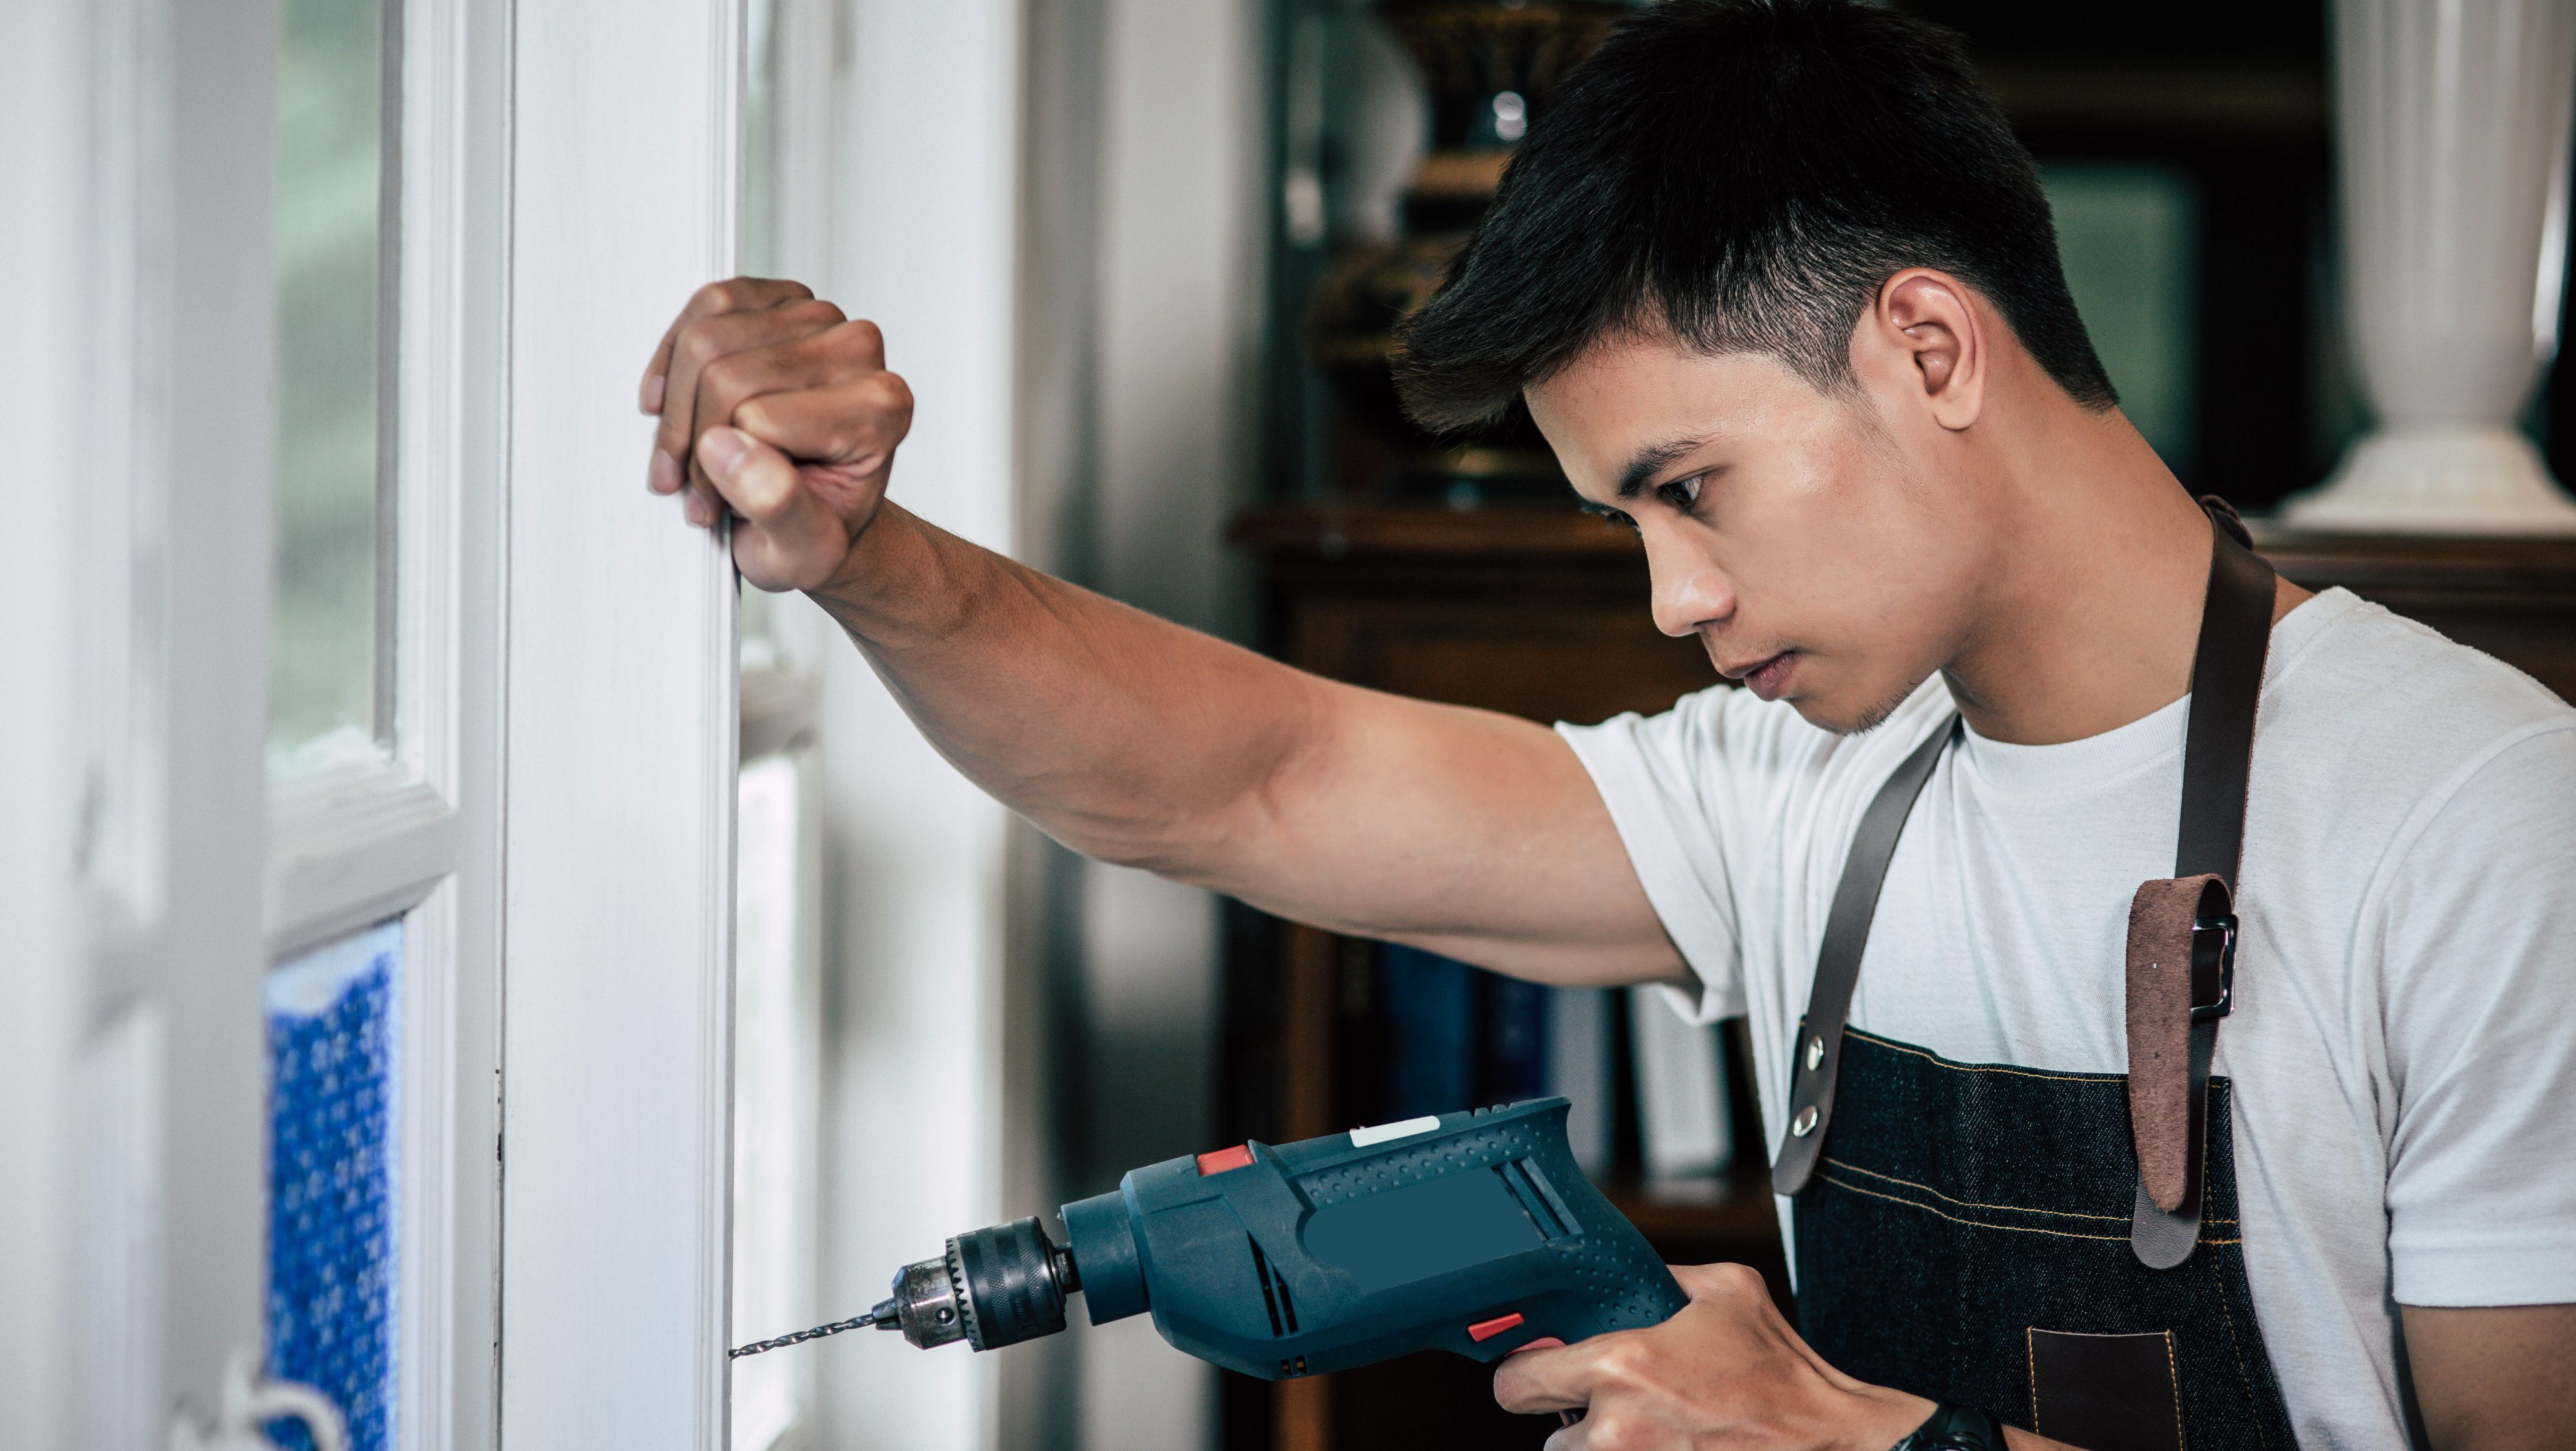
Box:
[652,301,846,498]
[654,299,847,476]
[696,427,791,520]
[697,426,858,591]
[683,317,880,497]
[731,369,913,477]
[639,276,815,414]
[1492,1340,1602,1415]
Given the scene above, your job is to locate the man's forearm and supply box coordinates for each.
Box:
[806,500,1322,875]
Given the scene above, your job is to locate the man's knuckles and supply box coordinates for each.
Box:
[829,317,885,365]
[730,373,912,464]
[690,276,810,318]
[1577,1412,1639,1451]
[1672,1261,1766,1304]
[851,368,914,428]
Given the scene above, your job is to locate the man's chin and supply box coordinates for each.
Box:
[1785,678,1928,737]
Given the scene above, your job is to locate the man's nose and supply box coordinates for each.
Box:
[1645,535,1736,639]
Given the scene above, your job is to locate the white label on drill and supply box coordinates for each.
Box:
[1348,1115,1441,1148]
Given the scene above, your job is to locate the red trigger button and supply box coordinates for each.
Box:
[1468,1313,1525,1342]
[1196,1143,1256,1175]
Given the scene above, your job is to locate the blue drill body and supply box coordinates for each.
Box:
[849,1099,1689,1381]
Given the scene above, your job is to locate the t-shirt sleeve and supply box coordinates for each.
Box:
[2379,723,2576,1307]
[1558,688,1750,1025]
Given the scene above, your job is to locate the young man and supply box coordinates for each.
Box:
[639,2,2573,1446]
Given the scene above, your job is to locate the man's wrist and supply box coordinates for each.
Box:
[1847,1388,1941,1451]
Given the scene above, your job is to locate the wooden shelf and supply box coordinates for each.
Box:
[1602,1167,1781,1251]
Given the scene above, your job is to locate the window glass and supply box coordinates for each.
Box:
[270,0,395,777]
[267,919,402,1451]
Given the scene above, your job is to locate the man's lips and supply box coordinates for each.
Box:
[1718,650,1797,701]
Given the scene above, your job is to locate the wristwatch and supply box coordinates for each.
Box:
[1889,1403,2007,1451]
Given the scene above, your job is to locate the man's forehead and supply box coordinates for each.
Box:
[1527,340,1815,498]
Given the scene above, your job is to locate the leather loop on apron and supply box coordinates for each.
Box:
[1770,503,2276,1270]
[2128,511,2274,1266]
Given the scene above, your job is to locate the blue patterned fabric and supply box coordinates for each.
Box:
[266,921,401,1451]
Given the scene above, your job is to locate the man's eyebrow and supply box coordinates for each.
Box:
[1614,435,1716,499]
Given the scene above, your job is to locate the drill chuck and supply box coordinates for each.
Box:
[880,1217,1086,1351]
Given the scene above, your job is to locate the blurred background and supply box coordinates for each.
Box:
[710,4,2576,1451]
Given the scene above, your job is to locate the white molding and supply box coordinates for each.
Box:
[79,0,176,941]
[265,777,458,958]
[500,0,741,1446]
[398,882,462,1451]
[0,21,95,1450]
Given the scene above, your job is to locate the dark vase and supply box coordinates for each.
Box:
[1307,0,1628,503]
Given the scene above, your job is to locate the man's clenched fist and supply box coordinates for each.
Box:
[639,276,914,593]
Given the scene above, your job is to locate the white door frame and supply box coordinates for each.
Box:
[500,1,744,1447]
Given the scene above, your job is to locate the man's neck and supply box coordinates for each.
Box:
[1937,398,2305,746]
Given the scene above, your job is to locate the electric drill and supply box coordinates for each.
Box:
[734,1098,1687,1380]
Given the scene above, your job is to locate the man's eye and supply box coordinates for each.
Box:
[1581,502,1639,532]
[1658,475,1703,510]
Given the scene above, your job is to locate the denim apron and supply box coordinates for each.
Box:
[1766,506,2300,1451]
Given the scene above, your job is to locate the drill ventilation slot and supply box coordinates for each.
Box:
[1247,1236,1300,1336]
[1497,1159,1575,1240]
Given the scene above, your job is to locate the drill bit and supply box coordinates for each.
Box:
[729,1308,885,1359]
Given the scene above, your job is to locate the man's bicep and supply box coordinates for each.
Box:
[2400,1303,2576,1451]
[1208,681,1687,987]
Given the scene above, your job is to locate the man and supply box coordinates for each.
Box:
[639,2,2573,1446]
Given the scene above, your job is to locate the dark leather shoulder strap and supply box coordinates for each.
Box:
[1770,502,2278,1227]
[1770,714,1959,1196]
[2175,518,2274,885]
[2129,512,2275,1267]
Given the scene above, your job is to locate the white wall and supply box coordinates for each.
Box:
[768,3,1265,1450]
[1060,5,1269,1451]
[795,3,1023,1450]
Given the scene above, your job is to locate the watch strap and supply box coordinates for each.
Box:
[1892,1402,2007,1451]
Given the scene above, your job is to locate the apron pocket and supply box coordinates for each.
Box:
[2027,1327,2184,1451]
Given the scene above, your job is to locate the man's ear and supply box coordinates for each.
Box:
[1870,269,1985,432]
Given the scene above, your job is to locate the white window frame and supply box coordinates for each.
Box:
[14,1,746,1446]
[6,0,290,1445]
[498,5,743,1451]
[258,1,516,1448]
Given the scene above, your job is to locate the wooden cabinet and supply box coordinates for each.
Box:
[1222,504,2576,1451]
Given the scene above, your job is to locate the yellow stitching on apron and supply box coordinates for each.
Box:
[2027,1326,2043,1434]
[1821,1156,2239,1228]
[1843,1027,2129,1085]
[1817,1170,2244,1247]
[2163,1329,2184,1451]
[2215,1269,2272,1451]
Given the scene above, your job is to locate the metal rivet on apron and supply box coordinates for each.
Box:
[1792,1105,1819,1137]
[1804,1034,1826,1072]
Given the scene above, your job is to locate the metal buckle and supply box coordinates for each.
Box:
[2189,913,2237,1021]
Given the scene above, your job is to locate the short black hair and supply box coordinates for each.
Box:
[1393,0,2115,433]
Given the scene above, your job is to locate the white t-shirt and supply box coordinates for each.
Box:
[1558,588,2576,1451]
